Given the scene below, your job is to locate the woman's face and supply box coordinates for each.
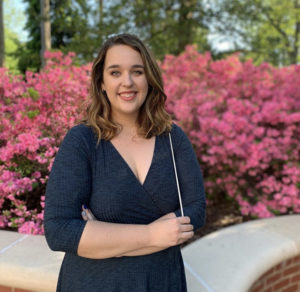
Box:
[101,44,149,121]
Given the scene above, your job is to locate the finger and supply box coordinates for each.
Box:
[86,208,97,221]
[89,211,96,220]
[177,216,191,224]
[181,224,194,232]
[177,231,194,245]
[181,231,194,240]
[82,205,96,221]
[165,212,176,218]
[83,209,93,220]
[158,213,176,221]
[81,211,88,221]
[87,211,94,221]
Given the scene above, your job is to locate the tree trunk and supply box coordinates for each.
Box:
[0,0,5,67]
[290,0,300,64]
[40,0,51,68]
[176,0,197,55]
[99,0,103,27]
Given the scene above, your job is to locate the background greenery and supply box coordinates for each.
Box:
[2,0,300,74]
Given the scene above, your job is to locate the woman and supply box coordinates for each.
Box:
[44,33,206,292]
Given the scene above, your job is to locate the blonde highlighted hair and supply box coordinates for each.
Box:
[82,33,172,144]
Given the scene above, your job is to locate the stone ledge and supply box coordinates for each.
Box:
[182,214,300,292]
[1,215,299,292]
[0,230,63,292]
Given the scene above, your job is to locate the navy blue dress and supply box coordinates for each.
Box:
[44,123,206,292]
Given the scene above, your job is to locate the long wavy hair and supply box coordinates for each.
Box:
[82,33,172,144]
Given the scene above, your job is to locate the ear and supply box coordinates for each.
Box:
[101,83,106,92]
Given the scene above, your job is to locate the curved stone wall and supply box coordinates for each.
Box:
[182,215,300,292]
[0,215,300,292]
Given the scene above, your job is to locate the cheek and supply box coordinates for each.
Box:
[140,78,149,91]
[103,80,117,94]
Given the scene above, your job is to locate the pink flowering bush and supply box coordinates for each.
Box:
[0,52,91,234]
[0,47,299,234]
[162,45,300,218]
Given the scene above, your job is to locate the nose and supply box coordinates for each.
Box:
[121,72,133,87]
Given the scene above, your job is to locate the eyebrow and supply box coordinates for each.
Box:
[106,64,145,70]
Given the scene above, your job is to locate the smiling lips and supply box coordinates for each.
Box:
[118,91,137,101]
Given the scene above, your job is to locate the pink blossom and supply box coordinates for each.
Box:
[162,45,300,218]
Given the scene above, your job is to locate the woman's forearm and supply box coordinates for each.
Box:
[78,209,193,259]
[77,220,151,259]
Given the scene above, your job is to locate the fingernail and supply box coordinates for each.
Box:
[82,211,86,216]
[83,204,88,209]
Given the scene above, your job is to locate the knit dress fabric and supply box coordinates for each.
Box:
[44,123,206,292]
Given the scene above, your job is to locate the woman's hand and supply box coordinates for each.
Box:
[148,213,194,247]
[81,205,96,221]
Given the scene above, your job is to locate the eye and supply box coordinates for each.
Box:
[133,70,143,76]
[110,71,120,76]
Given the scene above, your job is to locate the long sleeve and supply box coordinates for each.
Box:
[172,125,206,231]
[44,126,92,255]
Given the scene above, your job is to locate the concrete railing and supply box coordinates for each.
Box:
[0,230,63,292]
[182,214,300,292]
[0,215,300,292]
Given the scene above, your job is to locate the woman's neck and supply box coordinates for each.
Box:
[112,113,139,138]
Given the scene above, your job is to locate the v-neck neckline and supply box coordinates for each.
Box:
[108,136,157,187]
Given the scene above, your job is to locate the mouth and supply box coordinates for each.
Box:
[118,91,137,101]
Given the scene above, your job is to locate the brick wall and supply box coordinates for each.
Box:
[0,285,33,292]
[249,255,300,292]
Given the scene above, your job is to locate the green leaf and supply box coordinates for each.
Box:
[27,109,40,119]
[272,209,281,215]
[4,98,12,104]
[2,210,11,216]
[27,88,40,101]
[32,182,39,189]
[10,217,18,228]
